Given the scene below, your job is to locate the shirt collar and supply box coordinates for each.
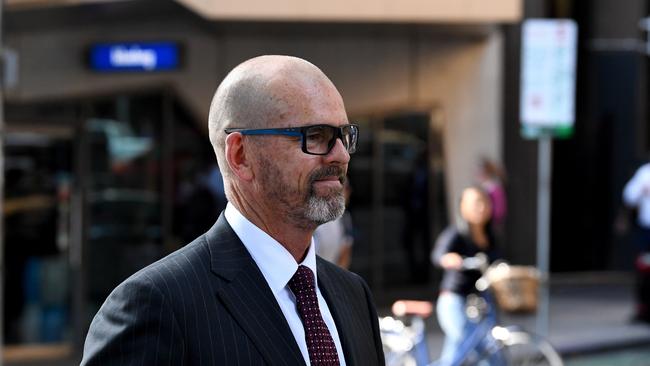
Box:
[224,202,317,295]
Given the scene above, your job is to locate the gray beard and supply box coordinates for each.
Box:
[305,192,346,225]
[257,154,345,229]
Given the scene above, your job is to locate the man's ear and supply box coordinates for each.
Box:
[225,133,254,181]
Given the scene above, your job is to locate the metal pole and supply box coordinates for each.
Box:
[536,136,552,337]
[162,92,174,252]
[372,122,384,295]
[0,0,5,361]
[71,105,90,357]
[0,0,5,363]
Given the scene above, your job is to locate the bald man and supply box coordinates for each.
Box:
[81,56,385,366]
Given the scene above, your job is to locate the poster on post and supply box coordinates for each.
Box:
[520,19,578,139]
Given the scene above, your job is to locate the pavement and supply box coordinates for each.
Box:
[378,271,650,362]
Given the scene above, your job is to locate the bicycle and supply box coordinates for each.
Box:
[379,255,564,366]
[380,300,432,366]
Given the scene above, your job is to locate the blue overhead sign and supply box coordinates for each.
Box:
[89,42,181,72]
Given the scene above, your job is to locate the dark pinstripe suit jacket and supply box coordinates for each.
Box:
[81,213,385,365]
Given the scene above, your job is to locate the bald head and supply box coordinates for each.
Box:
[208,55,345,179]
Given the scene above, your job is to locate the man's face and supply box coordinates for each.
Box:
[251,80,351,229]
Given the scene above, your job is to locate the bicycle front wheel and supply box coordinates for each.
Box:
[497,327,563,366]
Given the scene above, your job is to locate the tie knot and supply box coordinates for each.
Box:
[288,265,315,294]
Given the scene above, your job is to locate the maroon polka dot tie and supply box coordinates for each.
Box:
[288,265,340,366]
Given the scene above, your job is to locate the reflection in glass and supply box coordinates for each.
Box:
[3,131,72,344]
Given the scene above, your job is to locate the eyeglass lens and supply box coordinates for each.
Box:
[305,125,357,154]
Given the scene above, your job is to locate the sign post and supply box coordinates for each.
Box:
[520,18,578,336]
[0,0,5,362]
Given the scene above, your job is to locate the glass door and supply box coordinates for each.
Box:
[3,91,218,364]
[347,109,448,298]
[80,91,219,330]
[3,124,75,361]
[81,94,165,322]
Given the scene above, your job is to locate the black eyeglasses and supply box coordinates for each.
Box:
[224,124,359,156]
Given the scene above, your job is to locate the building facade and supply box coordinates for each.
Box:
[1,0,522,363]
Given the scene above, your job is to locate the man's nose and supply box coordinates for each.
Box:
[324,137,351,165]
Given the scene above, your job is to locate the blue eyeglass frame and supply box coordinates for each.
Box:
[224,124,359,156]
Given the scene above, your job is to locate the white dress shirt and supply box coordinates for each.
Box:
[624,163,650,228]
[224,203,347,365]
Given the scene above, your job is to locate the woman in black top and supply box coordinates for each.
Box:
[431,186,500,365]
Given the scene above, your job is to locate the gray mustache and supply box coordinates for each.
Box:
[309,166,346,184]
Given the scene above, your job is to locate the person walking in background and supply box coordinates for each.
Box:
[431,186,501,365]
[477,157,507,237]
[315,178,354,268]
[81,55,385,365]
[622,162,650,323]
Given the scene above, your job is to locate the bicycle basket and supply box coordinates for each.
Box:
[485,263,540,313]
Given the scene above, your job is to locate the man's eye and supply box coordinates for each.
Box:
[306,128,329,141]
[307,132,325,141]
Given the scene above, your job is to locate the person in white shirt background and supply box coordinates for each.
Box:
[315,178,354,268]
[622,162,650,323]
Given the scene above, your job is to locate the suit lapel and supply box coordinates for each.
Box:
[317,260,357,366]
[206,214,306,366]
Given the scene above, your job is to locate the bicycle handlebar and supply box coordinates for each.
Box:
[461,253,497,292]
[461,253,489,272]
